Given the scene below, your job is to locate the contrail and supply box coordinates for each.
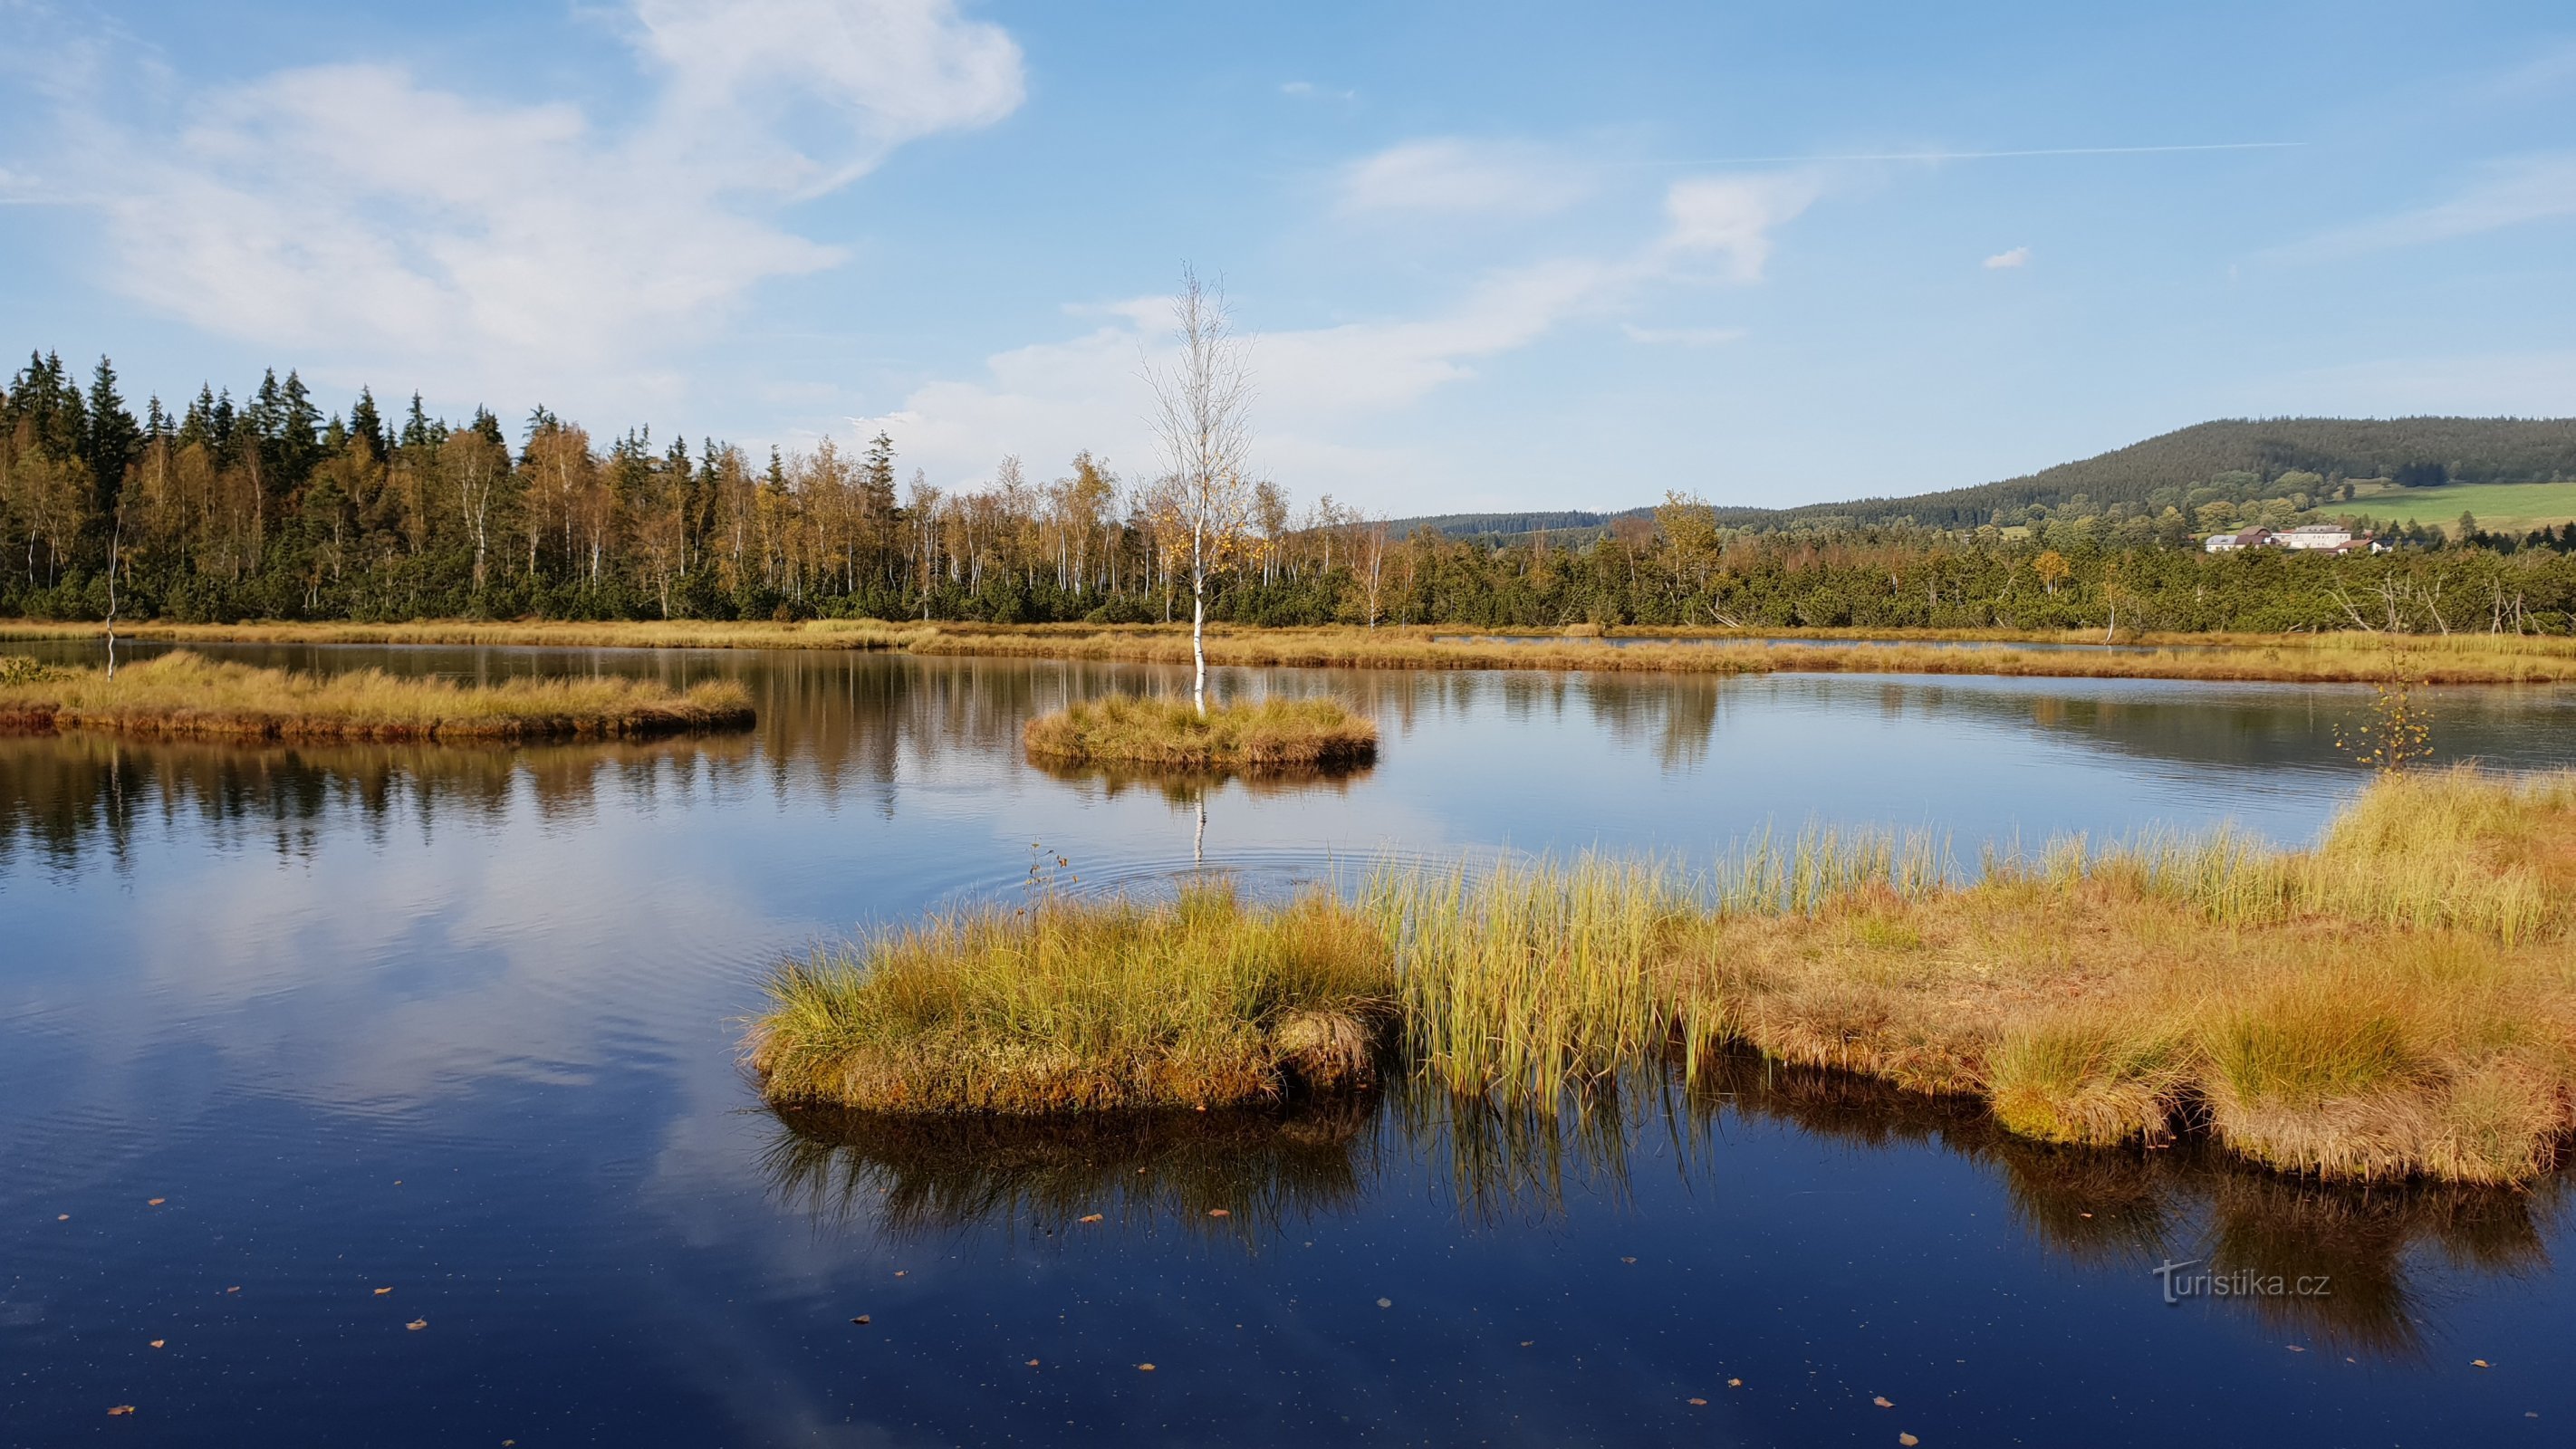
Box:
[1636,141,2304,167]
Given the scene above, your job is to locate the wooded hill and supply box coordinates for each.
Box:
[1396,417,2576,541]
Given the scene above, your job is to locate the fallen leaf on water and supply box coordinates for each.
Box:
[56,1214,69,1222]
[1376,1298,1391,1309]
[1519,1341,1533,1348]
[108,1406,135,1417]
[1025,1359,1039,1367]
[894,1271,907,1278]
[2473,1358,2492,1368]
[1079,1214,1103,1223]
[147,1198,164,1207]
[851,1316,871,1325]
[373,1288,393,1296]
[1899,1435,1919,1447]
[225,1287,240,1294]
[1874,1396,1893,1407]
[1727,1378,1742,1388]
[1687,1397,1706,1406]
[1138,1363,1156,1372]
[1207,1208,1230,1218]
[406,1319,427,1331]
[149,1340,164,1349]
[1620,1256,1637,1264]
[2285,1345,2306,1353]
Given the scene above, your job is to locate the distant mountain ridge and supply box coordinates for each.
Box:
[1390,417,2576,540]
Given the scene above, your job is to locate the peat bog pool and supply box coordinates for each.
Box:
[5,641,2576,1447]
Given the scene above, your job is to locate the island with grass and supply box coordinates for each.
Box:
[750,767,2576,1185]
[1022,694,1378,771]
[0,650,755,742]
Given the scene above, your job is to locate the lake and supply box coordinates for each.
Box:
[5,642,2574,1446]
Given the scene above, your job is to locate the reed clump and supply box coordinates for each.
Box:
[0,650,755,741]
[749,769,2575,1183]
[745,885,1399,1114]
[1022,695,1377,770]
[1370,766,2576,1185]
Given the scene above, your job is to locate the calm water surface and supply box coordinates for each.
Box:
[5,643,2574,1446]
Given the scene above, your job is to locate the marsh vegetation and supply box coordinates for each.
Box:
[753,767,2576,1185]
[0,648,754,740]
[1022,695,1378,771]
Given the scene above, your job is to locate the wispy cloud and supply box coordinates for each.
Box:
[14,0,1024,398]
[2277,153,2576,259]
[1654,171,1825,282]
[861,165,1826,494]
[1280,79,1357,103]
[1648,140,2303,167]
[1621,323,1747,347]
[1984,245,2031,269]
[1336,138,1592,218]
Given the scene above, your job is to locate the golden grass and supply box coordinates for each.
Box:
[14,617,2573,683]
[0,650,753,741]
[746,768,2574,1181]
[1369,767,2576,1184]
[745,885,1399,1114]
[1022,695,1377,771]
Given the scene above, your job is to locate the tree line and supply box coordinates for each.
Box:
[7,350,2574,635]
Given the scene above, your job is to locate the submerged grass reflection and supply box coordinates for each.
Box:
[756,1052,2560,1360]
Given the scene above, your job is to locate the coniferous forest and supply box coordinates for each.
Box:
[7,350,2576,635]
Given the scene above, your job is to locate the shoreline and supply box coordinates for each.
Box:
[7,618,2574,686]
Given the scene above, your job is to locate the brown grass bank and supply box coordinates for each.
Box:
[12,618,2575,684]
[1379,766,2576,1185]
[753,769,2576,1185]
[0,650,754,741]
[1023,695,1377,771]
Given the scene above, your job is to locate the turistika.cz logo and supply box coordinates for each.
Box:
[2151,1258,2331,1305]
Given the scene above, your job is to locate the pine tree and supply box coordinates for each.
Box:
[349,387,387,459]
[84,357,141,523]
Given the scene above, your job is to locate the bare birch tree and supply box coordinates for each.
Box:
[1143,266,1254,713]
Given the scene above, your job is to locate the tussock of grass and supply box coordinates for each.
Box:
[1370,767,2576,1185]
[1022,695,1377,771]
[753,768,2576,1183]
[0,650,754,741]
[745,885,1399,1114]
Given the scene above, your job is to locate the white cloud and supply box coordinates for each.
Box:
[859,166,1825,500]
[30,0,1023,398]
[1336,138,1593,218]
[2279,153,2576,259]
[1654,171,1824,282]
[1622,323,1748,347]
[1983,245,2032,269]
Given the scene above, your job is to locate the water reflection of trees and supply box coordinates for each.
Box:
[757,1054,2562,1359]
[0,731,756,869]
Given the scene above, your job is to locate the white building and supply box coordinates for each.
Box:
[2205,526,2274,552]
[2279,523,2356,551]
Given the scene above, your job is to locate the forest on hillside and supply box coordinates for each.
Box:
[7,350,2576,635]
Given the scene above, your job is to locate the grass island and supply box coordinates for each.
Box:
[0,650,755,742]
[751,767,2576,1186]
[1022,694,1379,772]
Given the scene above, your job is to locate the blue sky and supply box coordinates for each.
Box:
[2,1,2571,513]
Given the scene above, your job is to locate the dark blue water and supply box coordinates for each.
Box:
[5,644,2573,1445]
